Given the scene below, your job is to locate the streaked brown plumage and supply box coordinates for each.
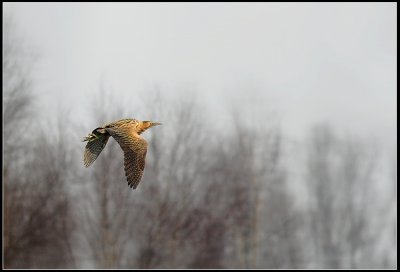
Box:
[83,118,161,189]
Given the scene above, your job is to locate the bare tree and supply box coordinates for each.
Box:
[118,91,303,269]
[203,115,303,269]
[305,124,382,269]
[73,86,393,270]
[3,14,35,169]
[129,93,213,268]
[4,121,76,268]
[75,86,137,269]
[4,14,75,269]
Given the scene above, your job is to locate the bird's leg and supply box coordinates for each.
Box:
[83,133,97,142]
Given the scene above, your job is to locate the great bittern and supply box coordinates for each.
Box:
[83,118,161,189]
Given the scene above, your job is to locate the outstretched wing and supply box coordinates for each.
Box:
[83,133,110,167]
[106,126,148,189]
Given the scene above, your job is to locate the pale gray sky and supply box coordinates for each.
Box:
[3,3,397,148]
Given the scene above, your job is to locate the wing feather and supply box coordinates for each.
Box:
[83,134,110,167]
[106,126,148,189]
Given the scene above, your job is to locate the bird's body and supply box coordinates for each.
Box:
[83,118,161,189]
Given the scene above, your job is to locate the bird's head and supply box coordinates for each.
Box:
[138,120,162,134]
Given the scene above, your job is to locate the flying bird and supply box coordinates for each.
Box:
[83,118,161,189]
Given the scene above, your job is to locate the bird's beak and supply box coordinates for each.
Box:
[150,122,162,127]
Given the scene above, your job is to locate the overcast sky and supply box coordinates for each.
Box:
[3,3,397,150]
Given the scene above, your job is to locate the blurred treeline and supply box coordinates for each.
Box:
[3,15,397,269]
